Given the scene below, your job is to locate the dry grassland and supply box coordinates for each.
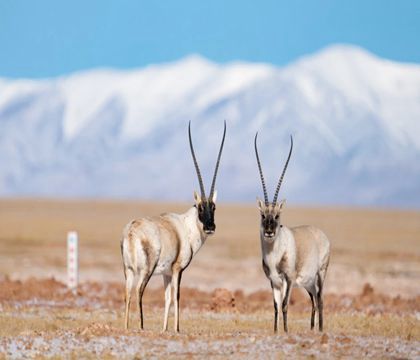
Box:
[0,198,419,358]
[0,198,419,295]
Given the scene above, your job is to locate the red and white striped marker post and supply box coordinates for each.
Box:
[67,231,78,293]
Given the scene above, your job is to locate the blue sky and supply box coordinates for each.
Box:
[1,1,419,78]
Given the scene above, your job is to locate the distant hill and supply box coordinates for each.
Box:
[1,45,419,207]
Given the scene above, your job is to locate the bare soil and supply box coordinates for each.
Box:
[0,199,419,358]
[0,278,419,358]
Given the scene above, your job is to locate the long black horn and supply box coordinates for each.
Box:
[254,132,269,206]
[189,121,206,200]
[273,135,293,204]
[209,120,227,201]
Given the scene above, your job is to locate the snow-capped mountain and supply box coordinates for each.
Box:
[0,45,419,207]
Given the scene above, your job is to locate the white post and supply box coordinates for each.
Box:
[67,231,78,293]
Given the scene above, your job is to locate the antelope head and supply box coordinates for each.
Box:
[189,121,226,235]
[254,132,293,242]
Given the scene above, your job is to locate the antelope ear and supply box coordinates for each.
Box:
[278,199,286,211]
[193,190,202,206]
[211,190,218,203]
[256,197,265,212]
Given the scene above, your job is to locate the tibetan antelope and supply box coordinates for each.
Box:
[254,133,330,333]
[121,121,226,332]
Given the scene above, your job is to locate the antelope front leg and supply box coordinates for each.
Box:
[172,270,183,332]
[162,275,172,332]
[281,276,292,333]
[271,285,278,333]
[272,286,282,333]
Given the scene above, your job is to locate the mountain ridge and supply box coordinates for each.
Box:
[0,45,419,207]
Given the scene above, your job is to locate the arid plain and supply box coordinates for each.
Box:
[0,198,419,358]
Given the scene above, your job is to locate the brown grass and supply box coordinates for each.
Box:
[0,198,419,296]
[0,198,419,358]
[1,305,418,340]
[1,198,419,250]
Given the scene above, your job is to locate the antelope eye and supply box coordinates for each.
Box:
[261,215,265,220]
[275,215,279,220]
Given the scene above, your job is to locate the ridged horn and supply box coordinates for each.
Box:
[209,120,227,201]
[254,132,269,206]
[188,121,206,200]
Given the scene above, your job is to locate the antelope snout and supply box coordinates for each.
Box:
[204,224,216,234]
[264,231,276,241]
[204,221,216,234]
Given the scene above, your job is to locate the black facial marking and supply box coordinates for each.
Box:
[261,209,280,237]
[197,200,216,233]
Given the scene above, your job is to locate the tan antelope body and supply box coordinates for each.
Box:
[255,134,330,332]
[121,121,226,331]
[121,198,213,331]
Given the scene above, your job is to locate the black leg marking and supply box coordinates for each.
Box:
[176,271,184,332]
[262,260,270,277]
[138,263,158,330]
[307,291,316,330]
[282,276,291,333]
[317,273,324,332]
[273,297,278,333]
[177,270,183,302]
[138,276,151,330]
[282,309,288,333]
[182,245,194,272]
[270,281,278,333]
[138,279,147,329]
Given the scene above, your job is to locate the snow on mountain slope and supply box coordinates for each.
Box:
[0,45,419,207]
[57,55,272,140]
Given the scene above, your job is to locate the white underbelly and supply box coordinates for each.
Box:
[295,274,316,290]
[153,258,173,276]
